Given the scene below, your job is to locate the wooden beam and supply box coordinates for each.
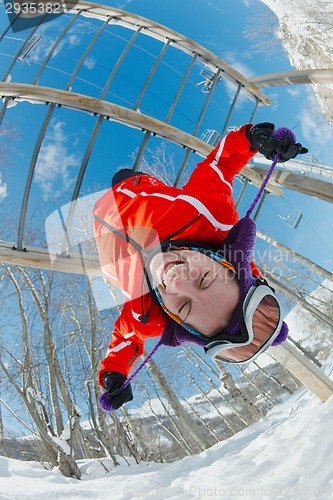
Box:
[251,68,333,88]
[0,83,282,195]
[252,155,333,180]
[257,231,333,282]
[251,165,333,204]
[0,242,103,276]
[268,340,333,402]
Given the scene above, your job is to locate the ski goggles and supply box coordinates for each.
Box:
[204,281,282,364]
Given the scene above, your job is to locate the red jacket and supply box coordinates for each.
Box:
[93,124,256,387]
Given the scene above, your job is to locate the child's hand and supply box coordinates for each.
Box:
[103,371,133,410]
[246,122,308,162]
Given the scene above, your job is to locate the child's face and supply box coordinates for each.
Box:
[149,249,240,337]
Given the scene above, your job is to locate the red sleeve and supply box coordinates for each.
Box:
[98,306,145,387]
[98,300,165,388]
[183,124,256,196]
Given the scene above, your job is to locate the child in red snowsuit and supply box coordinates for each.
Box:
[93,123,307,410]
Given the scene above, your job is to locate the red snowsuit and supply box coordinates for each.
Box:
[93,124,257,388]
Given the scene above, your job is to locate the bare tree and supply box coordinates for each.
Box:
[243,6,282,56]
[0,264,83,477]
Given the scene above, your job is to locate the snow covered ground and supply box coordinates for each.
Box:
[1,354,333,500]
[1,283,333,499]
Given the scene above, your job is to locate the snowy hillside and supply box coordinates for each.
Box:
[1,282,333,499]
[260,0,333,124]
[1,358,333,499]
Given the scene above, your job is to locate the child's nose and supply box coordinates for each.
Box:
[168,273,197,297]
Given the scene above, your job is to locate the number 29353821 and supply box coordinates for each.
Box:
[5,2,63,14]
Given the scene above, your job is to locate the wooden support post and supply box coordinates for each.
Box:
[268,340,333,402]
[0,242,103,276]
[251,165,333,204]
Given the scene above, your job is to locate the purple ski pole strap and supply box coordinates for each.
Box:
[125,339,164,386]
[98,339,164,413]
[245,127,296,219]
[245,154,280,219]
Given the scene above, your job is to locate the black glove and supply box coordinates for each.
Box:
[246,122,308,163]
[103,372,133,410]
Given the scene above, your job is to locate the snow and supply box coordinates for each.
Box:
[26,387,45,406]
[283,280,333,358]
[74,405,82,417]
[259,0,333,124]
[1,356,333,499]
[51,436,71,457]
[3,278,333,497]
[1,282,333,499]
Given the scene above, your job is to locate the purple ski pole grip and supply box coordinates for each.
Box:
[98,379,130,413]
[98,339,164,412]
[98,391,115,412]
[272,126,296,143]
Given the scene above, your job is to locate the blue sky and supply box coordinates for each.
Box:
[0,0,333,290]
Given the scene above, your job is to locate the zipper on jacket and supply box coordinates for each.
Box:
[94,213,144,253]
[128,345,139,366]
[94,213,202,257]
[164,214,201,242]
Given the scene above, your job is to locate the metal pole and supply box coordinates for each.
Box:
[174,69,222,187]
[249,98,259,123]
[132,53,198,173]
[133,39,171,111]
[234,177,249,210]
[0,14,21,44]
[165,53,198,123]
[100,26,143,100]
[2,14,47,82]
[72,115,104,203]
[17,105,55,251]
[193,69,222,136]
[219,82,242,141]
[33,11,81,85]
[0,97,10,127]
[133,130,152,171]
[66,15,112,91]
[253,190,268,222]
